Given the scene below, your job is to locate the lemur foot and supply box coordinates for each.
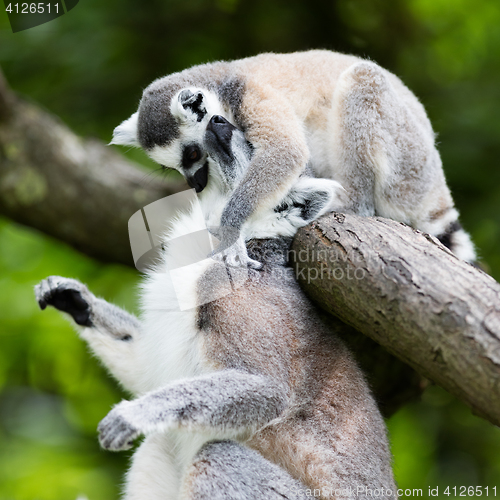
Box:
[35,276,93,327]
[98,401,142,451]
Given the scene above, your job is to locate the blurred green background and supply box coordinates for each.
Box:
[1,0,499,498]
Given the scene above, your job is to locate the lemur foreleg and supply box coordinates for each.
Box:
[35,276,141,394]
[97,370,288,451]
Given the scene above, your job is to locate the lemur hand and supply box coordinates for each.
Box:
[35,276,93,327]
[98,400,142,451]
[211,230,262,270]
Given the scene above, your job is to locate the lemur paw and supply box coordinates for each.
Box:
[35,276,93,327]
[211,235,262,270]
[98,402,141,451]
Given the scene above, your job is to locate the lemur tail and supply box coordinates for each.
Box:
[435,220,477,264]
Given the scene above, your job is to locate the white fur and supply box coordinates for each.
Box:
[110,112,139,147]
[131,173,341,390]
[449,229,477,262]
[79,325,143,394]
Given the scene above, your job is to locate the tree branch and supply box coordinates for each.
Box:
[292,214,500,426]
[0,68,184,266]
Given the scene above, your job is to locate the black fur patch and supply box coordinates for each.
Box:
[186,162,209,193]
[182,144,202,169]
[42,288,93,327]
[293,200,313,220]
[197,303,210,331]
[273,201,289,214]
[275,192,330,221]
[437,221,463,249]
[138,86,181,150]
[299,191,330,221]
[189,94,205,122]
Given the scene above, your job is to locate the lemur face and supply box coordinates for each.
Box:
[111,87,236,193]
[148,88,233,193]
[112,85,339,236]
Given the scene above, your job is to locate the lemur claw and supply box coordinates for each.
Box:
[212,246,262,270]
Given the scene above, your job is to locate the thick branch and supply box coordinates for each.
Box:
[0,69,184,266]
[292,213,500,426]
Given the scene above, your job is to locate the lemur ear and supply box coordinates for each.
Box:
[110,112,139,147]
[173,88,207,123]
[288,178,344,224]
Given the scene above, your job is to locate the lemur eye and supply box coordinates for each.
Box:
[182,145,202,168]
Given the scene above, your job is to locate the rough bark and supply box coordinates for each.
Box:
[292,214,500,426]
[0,69,184,266]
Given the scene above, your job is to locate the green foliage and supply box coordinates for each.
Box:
[388,386,500,495]
[0,1,499,498]
[0,219,138,500]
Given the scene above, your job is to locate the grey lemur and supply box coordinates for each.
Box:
[111,49,476,268]
[36,116,397,499]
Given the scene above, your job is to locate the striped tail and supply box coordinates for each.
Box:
[435,220,477,264]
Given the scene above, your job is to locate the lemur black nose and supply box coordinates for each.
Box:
[210,115,228,125]
[207,115,236,140]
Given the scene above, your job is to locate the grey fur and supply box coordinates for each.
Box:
[136,61,238,150]
[182,440,306,499]
[97,370,287,450]
[333,62,439,216]
[36,256,397,498]
[36,114,398,498]
[192,241,397,497]
[204,116,253,187]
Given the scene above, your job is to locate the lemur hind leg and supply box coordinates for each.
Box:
[328,61,475,261]
[329,61,440,220]
[181,440,307,500]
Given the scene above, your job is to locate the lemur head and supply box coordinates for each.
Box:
[111,85,234,193]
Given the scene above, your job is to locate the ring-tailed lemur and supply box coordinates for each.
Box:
[111,49,476,268]
[36,117,396,499]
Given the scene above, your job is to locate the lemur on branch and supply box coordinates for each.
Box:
[112,50,476,268]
